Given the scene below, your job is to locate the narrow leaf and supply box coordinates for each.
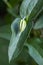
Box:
[8,18,33,62]
[20,0,31,18]
[25,43,43,65]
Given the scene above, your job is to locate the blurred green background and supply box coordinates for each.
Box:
[0,0,43,65]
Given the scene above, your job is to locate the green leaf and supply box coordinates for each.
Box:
[27,0,43,21]
[25,38,43,65]
[32,43,43,57]
[28,38,43,57]
[0,24,11,40]
[25,43,43,65]
[8,18,21,62]
[34,15,43,29]
[20,0,31,18]
[8,18,33,62]
[20,0,43,20]
[28,45,43,65]
[27,0,38,16]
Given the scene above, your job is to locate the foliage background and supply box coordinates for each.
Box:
[0,0,43,65]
